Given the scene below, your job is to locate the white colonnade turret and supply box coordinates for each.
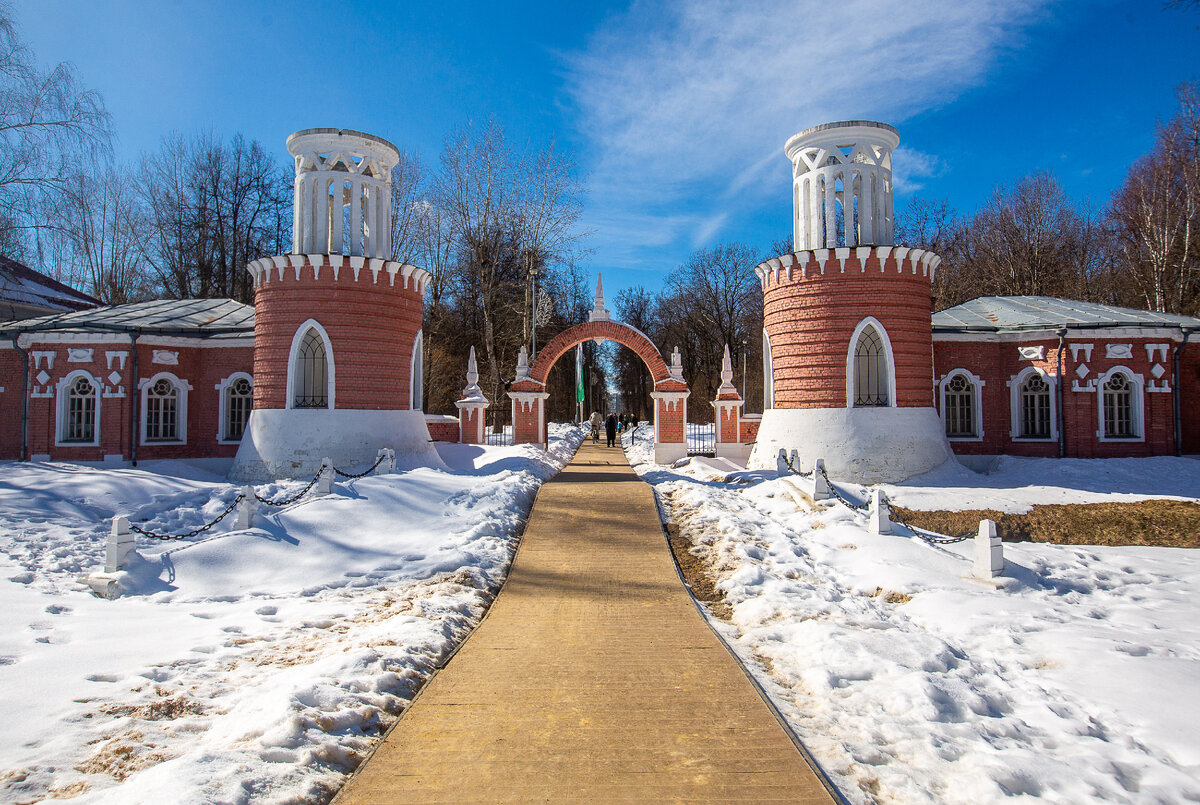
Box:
[785,120,899,251]
[287,128,399,259]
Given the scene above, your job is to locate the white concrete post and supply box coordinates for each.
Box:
[105,515,136,573]
[812,458,830,501]
[777,448,790,475]
[868,489,892,535]
[789,450,800,474]
[317,458,334,496]
[235,486,257,530]
[388,448,396,473]
[974,519,1004,579]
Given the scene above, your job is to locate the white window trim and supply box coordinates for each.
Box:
[1095,365,1145,443]
[286,318,335,410]
[846,316,897,408]
[55,369,102,447]
[1007,366,1057,442]
[138,371,192,446]
[215,371,254,444]
[763,328,774,410]
[937,368,985,442]
[410,328,423,412]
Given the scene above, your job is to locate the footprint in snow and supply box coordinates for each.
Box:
[45,604,72,615]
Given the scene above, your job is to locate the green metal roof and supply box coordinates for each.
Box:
[934,296,1200,333]
[0,298,254,339]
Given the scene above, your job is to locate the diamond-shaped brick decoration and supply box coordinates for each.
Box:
[36,370,50,385]
[1075,363,1089,379]
[108,371,122,385]
[1151,363,1166,379]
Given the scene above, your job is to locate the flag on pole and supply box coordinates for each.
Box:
[575,344,584,404]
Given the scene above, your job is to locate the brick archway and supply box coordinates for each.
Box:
[509,319,689,460]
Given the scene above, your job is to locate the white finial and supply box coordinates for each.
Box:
[669,346,684,381]
[589,274,610,322]
[515,345,530,382]
[717,343,738,395]
[460,345,487,403]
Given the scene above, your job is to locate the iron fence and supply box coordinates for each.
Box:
[686,422,716,456]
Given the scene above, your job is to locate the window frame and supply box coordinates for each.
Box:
[1007,367,1057,442]
[762,328,774,410]
[138,371,191,446]
[845,317,897,409]
[55,369,102,447]
[410,328,423,412]
[1095,365,1144,443]
[286,319,335,410]
[937,369,985,441]
[215,371,254,444]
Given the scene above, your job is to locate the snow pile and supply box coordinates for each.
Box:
[0,424,584,803]
[630,433,1200,803]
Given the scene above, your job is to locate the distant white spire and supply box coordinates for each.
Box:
[589,274,610,322]
[514,345,530,382]
[717,343,738,396]
[460,345,488,403]
[668,346,684,381]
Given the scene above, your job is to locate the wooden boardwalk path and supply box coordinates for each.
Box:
[334,442,835,803]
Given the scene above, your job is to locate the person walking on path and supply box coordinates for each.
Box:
[605,412,618,447]
[589,411,602,444]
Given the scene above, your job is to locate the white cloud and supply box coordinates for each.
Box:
[564,0,1053,261]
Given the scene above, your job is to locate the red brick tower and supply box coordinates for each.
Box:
[751,121,952,482]
[230,128,439,481]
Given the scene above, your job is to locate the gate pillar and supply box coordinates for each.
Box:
[510,391,549,448]
[455,346,489,444]
[712,343,750,464]
[651,390,688,464]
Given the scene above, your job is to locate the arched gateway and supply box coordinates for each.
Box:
[506,280,690,463]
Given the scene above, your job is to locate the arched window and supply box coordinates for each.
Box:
[943,373,975,438]
[225,377,253,440]
[290,322,332,409]
[762,328,774,410]
[145,378,179,442]
[1097,366,1144,442]
[410,329,423,411]
[1018,373,1051,439]
[853,325,889,407]
[62,374,97,444]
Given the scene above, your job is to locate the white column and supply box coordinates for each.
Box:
[349,179,363,257]
[793,179,802,252]
[824,169,837,249]
[365,185,377,258]
[330,181,344,255]
[315,177,330,255]
[377,185,390,259]
[292,178,304,254]
[845,171,857,248]
[809,175,822,250]
[864,170,873,245]
[884,173,894,245]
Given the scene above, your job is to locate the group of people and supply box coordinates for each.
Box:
[588,411,638,447]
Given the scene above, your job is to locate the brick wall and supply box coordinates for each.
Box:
[425,414,460,442]
[252,256,423,410]
[763,251,934,408]
[934,334,1181,458]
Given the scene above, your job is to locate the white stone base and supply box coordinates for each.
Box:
[748,407,954,483]
[229,409,445,482]
[715,442,752,466]
[654,442,686,464]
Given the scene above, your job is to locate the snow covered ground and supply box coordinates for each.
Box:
[629,434,1200,804]
[0,425,583,804]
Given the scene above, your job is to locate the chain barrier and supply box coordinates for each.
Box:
[128,494,245,541]
[815,464,868,512]
[333,453,387,479]
[784,453,813,478]
[253,468,323,506]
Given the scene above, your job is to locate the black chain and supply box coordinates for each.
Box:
[333,453,387,479]
[129,494,245,541]
[882,499,974,545]
[784,453,813,478]
[816,464,869,512]
[254,468,322,506]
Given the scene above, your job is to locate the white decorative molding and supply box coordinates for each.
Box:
[32,350,54,370]
[668,346,684,382]
[152,349,179,365]
[846,317,897,408]
[54,369,102,447]
[1105,343,1133,360]
[1018,345,1044,361]
[67,348,94,363]
[138,371,192,446]
[514,345,530,382]
[1007,367,1057,441]
[215,371,254,444]
[286,319,335,410]
[1095,366,1144,442]
[1145,343,1170,363]
[936,368,985,442]
[1075,363,1090,379]
[1069,343,1093,362]
[105,351,128,370]
[1071,380,1096,393]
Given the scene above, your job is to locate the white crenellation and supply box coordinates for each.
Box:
[753,246,942,289]
[245,255,430,294]
[785,121,900,251]
[286,129,400,260]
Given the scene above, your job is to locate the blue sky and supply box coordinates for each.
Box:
[15,0,1199,298]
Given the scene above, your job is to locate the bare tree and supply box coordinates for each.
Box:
[0,3,110,251]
